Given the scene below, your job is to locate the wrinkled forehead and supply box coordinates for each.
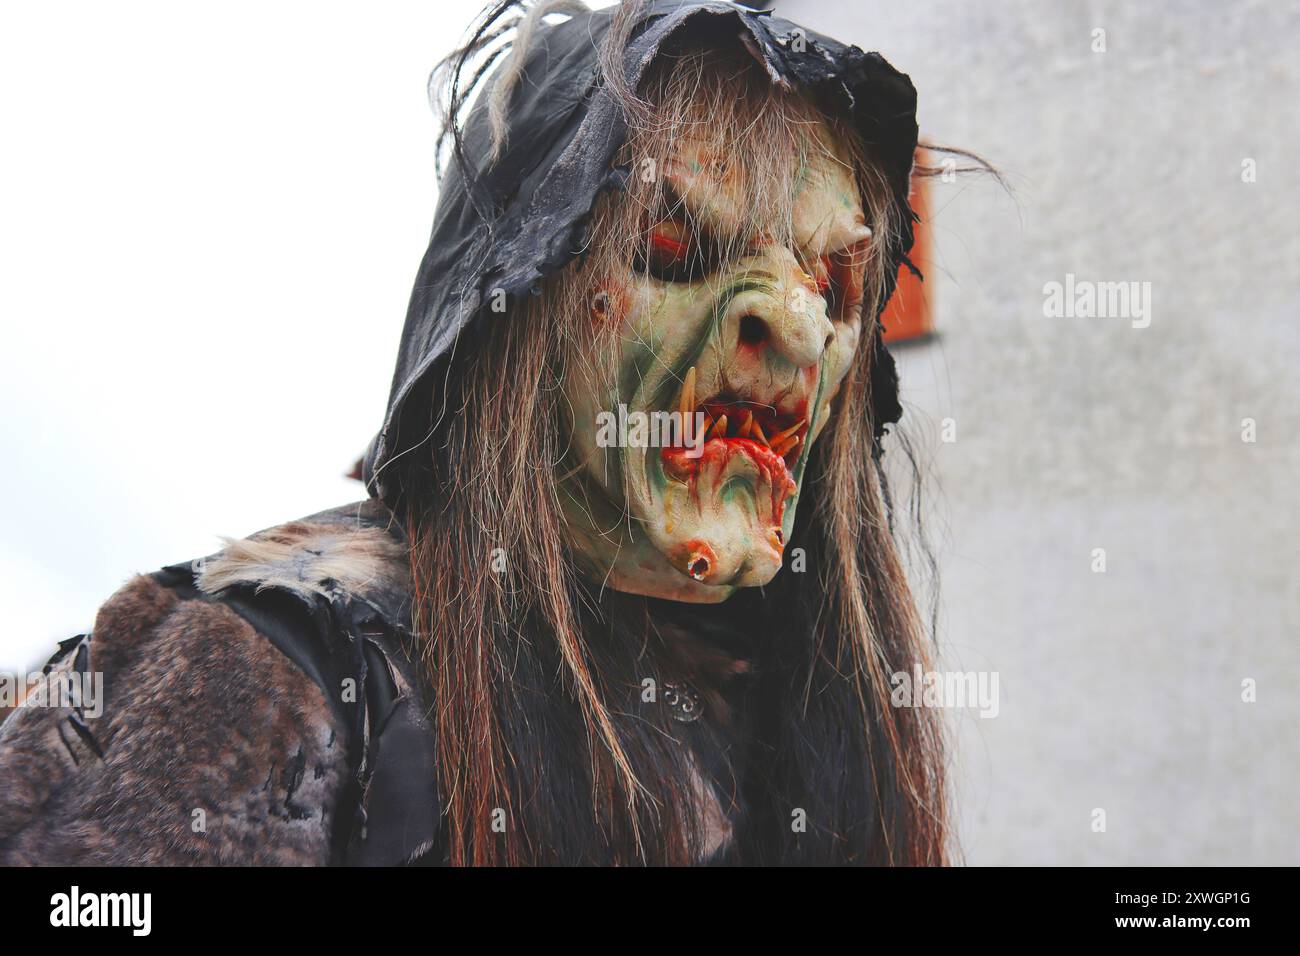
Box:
[661,132,868,255]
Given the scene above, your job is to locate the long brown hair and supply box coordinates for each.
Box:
[397,0,948,865]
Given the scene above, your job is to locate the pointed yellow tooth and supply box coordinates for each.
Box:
[772,434,802,457]
[738,410,753,438]
[677,366,696,420]
[769,419,804,446]
[707,411,728,442]
[752,420,770,447]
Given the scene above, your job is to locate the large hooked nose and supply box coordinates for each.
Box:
[725,257,835,370]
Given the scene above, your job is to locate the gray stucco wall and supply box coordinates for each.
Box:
[781,0,1299,863]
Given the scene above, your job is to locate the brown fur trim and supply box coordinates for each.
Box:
[0,575,349,865]
[198,519,406,606]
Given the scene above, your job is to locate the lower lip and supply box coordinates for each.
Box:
[660,436,798,493]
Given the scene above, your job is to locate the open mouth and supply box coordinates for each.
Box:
[644,366,805,586]
[696,397,808,472]
[658,366,810,477]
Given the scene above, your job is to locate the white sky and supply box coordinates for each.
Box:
[0,0,510,671]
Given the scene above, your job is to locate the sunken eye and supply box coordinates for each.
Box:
[815,254,833,295]
[813,249,867,323]
[635,217,719,283]
[809,254,841,318]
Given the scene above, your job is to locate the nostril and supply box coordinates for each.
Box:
[739,314,769,346]
[824,332,834,352]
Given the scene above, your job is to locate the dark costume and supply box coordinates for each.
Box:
[0,0,919,865]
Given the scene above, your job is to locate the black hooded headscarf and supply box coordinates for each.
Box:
[363,0,919,505]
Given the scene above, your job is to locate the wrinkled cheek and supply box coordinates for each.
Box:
[587,276,671,352]
[588,276,636,324]
[626,284,701,341]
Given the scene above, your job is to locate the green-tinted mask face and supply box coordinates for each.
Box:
[562,133,873,603]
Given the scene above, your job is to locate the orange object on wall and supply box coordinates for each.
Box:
[881,155,931,343]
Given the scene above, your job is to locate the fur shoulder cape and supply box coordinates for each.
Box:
[0,501,441,866]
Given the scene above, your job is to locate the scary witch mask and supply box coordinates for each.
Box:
[365,1,919,603]
[561,63,887,601]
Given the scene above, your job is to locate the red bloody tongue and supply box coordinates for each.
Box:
[695,400,807,469]
[660,437,797,540]
[661,437,796,501]
[662,397,806,476]
[714,438,797,499]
